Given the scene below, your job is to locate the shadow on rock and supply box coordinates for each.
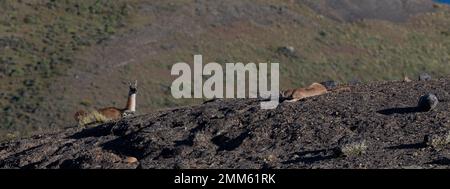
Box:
[69,123,116,139]
[427,158,450,165]
[101,136,145,159]
[386,142,426,150]
[211,130,251,151]
[377,107,426,115]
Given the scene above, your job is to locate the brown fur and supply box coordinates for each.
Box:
[74,81,137,124]
[97,107,124,120]
[74,110,88,122]
[281,83,328,102]
[404,76,412,82]
[281,83,351,102]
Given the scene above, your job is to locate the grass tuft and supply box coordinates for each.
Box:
[340,141,368,157]
[425,132,450,149]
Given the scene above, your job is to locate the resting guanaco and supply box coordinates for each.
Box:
[74,110,88,122]
[281,82,350,102]
[74,81,137,123]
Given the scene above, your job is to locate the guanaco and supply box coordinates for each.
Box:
[74,80,137,123]
[281,82,350,102]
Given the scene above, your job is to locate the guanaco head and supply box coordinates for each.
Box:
[74,110,87,122]
[128,80,138,95]
[279,89,294,101]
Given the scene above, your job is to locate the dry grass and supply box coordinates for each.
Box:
[340,141,368,157]
[425,132,450,149]
[77,110,110,127]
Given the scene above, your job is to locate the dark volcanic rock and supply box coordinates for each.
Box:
[276,46,297,58]
[320,80,339,90]
[418,93,439,111]
[419,73,432,81]
[2,79,450,169]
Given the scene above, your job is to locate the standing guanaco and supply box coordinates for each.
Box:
[74,80,137,124]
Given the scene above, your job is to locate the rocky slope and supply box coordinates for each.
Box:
[2,78,450,169]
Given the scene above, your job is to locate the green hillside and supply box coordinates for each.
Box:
[0,0,134,139]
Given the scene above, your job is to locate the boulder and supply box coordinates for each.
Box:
[417,93,438,111]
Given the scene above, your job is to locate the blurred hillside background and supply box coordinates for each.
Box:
[0,0,450,140]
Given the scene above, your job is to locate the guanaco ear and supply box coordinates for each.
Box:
[134,80,138,87]
[280,90,286,98]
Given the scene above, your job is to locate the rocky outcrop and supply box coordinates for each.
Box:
[2,79,450,169]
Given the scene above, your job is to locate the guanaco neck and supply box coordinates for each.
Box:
[125,92,136,112]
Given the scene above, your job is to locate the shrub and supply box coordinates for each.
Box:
[425,132,450,149]
[340,141,368,157]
